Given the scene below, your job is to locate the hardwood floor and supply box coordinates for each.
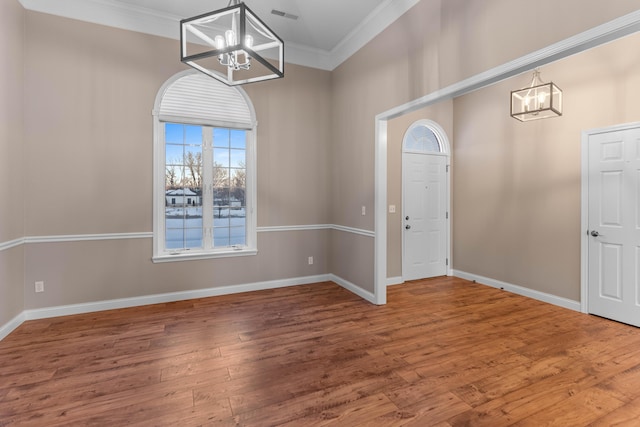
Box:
[1,277,640,426]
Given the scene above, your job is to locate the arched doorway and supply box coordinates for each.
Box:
[402,120,451,281]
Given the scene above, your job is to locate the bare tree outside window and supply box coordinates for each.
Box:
[231,162,246,206]
[185,151,202,188]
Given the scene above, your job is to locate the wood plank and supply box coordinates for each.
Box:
[511,387,625,426]
[1,278,640,426]
[590,395,640,426]
[375,391,471,426]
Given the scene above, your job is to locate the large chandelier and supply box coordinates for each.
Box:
[180,0,284,86]
[510,69,562,122]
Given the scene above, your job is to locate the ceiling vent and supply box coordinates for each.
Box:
[271,9,299,20]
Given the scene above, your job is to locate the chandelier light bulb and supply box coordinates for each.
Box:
[245,34,254,50]
[215,35,225,50]
[537,92,546,107]
[225,29,236,46]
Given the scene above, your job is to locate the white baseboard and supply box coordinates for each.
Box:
[453,270,581,312]
[329,274,377,304]
[0,274,380,340]
[0,312,26,341]
[1,270,580,340]
[22,274,333,321]
[386,276,404,286]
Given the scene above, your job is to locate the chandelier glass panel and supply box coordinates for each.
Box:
[181,0,284,86]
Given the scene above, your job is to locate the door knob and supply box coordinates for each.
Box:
[405,216,410,221]
[405,225,411,230]
[590,230,600,237]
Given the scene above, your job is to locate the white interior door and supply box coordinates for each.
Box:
[403,153,448,281]
[587,125,640,327]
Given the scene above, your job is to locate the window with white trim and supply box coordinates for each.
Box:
[403,121,443,153]
[153,71,257,262]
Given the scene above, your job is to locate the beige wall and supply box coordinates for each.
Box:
[438,0,640,87]
[246,69,332,227]
[330,0,445,231]
[328,0,446,291]
[330,0,640,294]
[23,13,180,236]
[453,31,640,301]
[19,11,332,309]
[24,230,329,309]
[0,0,25,242]
[0,0,25,325]
[329,230,375,294]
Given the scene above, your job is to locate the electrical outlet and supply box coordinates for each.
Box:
[308,256,314,265]
[35,281,44,293]
[361,206,366,216]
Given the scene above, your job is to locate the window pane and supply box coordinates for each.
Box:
[166,144,183,164]
[185,228,203,248]
[185,146,202,158]
[213,187,230,207]
[230,168,245,206]
[185,125,202,145]
[214,148,230,168]
[165,227,184,249]
[163,122,203,251]
[230,187,245,208]
[185,206,203,226]
[184,147,203,188]
[230,149,245,168]
[165,123,183,144]
[213,128,230,148]
[230,226,246,246]
[166,165,185,189]
[405,125,441,153]
[230,129,246,149]
[165,187,203,250]
[214,207,230,227]
[213,227,230,247]
[230,207,246,226]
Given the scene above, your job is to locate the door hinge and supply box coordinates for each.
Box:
[446,165,450,173]
[446,258,449,266]
[446,212,449,219]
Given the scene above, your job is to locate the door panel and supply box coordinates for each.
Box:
[403,153,447,281]
[588,127,640,327]
[599,243,622,300]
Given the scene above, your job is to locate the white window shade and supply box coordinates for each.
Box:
[158,73,253,127]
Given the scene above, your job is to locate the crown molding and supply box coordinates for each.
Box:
[19,0,182,39]
[328,0,421,70]
[18,0,419,71]
[283,42,334,71]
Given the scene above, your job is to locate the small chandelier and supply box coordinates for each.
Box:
[180,0,284,86]
[510,69,562,122]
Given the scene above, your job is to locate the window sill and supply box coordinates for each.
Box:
[152,248,258,263]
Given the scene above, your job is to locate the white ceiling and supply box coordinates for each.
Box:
[18,0,421,70]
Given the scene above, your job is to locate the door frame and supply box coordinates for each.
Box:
[580,121,640,314]
[400,120,452,283]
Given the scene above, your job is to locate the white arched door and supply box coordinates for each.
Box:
[402,120,450,281]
